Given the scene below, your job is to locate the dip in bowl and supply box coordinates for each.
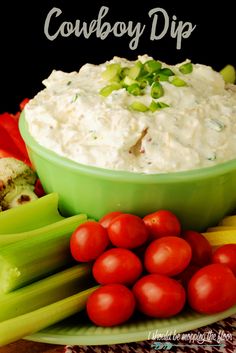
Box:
[19,56,236,231]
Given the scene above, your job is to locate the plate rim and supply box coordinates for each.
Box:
[24,305,236,346]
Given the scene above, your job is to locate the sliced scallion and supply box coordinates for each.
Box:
[127,64,142,80]
[149,100,170,112]
[101,63,121,81]
[120,67,130,79]
[122,76,137,87]
[179,62,193,74]
[155,73,169,82]
[139,78,149,88]
[151,82,164,99]
[127,83,142,96]
[159,68,175,76]
[220,64,236,84]
[144,60,162,74]
[171,76,187,87]
[130,101,149,112]
[99,83,121,97]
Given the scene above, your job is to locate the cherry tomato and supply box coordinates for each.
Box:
[144,236,192,276]
[212,244,236,276]
[133,274,186,318]
[108,214,149,249]
[143,210,181,240]
[70,221,109,262]
[188,263,236,314]
[86,284,136,326]
[92,248,143,285]
[182,230,212,266]
[175,264,200,288]
[99,211,123,229]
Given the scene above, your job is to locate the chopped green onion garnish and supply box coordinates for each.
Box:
[149,100,170,112]
[139,78,149,88]
[149,101,159,112]
[127,83,142,96]
[101,63,121,81]
[67,81,72,86]
[144,60,162,74]
[128,65,142,80]
[159,68,175,76]
[123,76,137,87]
[179,62,193,74]
[130,101,149,112]
[171,76,187,87]
[138,74,153,85]
[151,82,164,99]
[99,83,121,97]
[155,73,169,82]
[220,64,236,84]
[100,59,193,110]
[120,67,130,79]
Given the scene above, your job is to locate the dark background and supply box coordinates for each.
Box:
[0,0,235,113]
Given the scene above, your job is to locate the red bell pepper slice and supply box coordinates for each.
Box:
[0,113,31,166]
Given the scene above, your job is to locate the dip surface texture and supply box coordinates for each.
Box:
[24,55,236,173]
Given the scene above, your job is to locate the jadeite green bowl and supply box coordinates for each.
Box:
[19,112,236,231]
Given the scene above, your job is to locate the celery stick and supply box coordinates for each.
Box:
[0,193,64,234]
[0,213,87,294]
[0,286,98,346]
[0,213,87,247]
[0,264,92,322]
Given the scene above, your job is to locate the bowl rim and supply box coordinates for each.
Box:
[19,111,236,183]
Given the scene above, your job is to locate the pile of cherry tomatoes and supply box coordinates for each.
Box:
[69,210,236,327]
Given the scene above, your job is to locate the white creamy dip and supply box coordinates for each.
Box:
[24,55,236,173]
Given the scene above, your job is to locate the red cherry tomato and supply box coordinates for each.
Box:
[144,236,192,276]
[212,244,236,276]
[86,284,136,326]
[92,248,143,285]
[182,230,212,266]
[175,264,200,288]
[107,214,149,249]
[70,221,109,262]
[188,264,236,314]
[133,274,186,318]
[143,210,181,240]
[99,211,123,229]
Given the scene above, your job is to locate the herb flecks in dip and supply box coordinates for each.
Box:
[24,55,236,173]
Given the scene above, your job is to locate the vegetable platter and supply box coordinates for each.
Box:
[0,66,236,346]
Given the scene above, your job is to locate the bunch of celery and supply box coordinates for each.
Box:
[0,192,96,346]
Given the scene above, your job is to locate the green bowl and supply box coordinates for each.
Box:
[19,112,236,231]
